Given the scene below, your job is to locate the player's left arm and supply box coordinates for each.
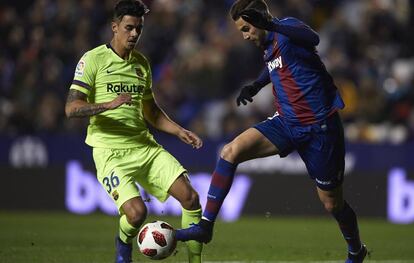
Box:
[272,19,319,46]
[241,9,319,46]
[142,98,203,149]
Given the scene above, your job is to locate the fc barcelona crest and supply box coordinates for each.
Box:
[112,190,119,201]
[135,67,144,78]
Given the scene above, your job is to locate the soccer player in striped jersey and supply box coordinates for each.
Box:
[65,1,203,262]
[176,1,367,262]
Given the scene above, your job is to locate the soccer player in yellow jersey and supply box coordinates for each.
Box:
[65,1,203,262]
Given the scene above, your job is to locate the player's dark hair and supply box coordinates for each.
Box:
[113,0,150,21]
[230,0,272,21]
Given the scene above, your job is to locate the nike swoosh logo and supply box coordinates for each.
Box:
[107,69,120,74]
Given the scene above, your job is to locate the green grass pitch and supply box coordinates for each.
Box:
[1,212,414,263]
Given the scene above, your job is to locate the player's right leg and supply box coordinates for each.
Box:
[176,126,279,243]
[116,197,147,263]
[93,148,147,263]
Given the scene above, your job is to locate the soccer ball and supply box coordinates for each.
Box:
[137,220,177,260]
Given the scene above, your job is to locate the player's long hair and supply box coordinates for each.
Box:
[230,0,272,21]
[113,0,150,21]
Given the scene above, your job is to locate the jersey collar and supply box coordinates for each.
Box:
[106,43,134,61]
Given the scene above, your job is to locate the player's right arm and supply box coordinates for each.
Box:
[65,51,132,118]
[236,67,271,106]
[65,90,132,118]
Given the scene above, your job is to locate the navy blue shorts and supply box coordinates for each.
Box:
[254,112,345,190]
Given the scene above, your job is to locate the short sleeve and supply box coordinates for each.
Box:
[70,52,97,95]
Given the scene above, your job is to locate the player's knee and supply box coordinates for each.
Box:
[125,205,147,227]
[180,190,200,210]
[221,142,240,164]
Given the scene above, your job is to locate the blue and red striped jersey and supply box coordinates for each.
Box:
[261,17,344,125]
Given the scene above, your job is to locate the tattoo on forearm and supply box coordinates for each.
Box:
[70,104,109,117]
[66,89,108,117]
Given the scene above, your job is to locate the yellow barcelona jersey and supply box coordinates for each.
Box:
[70,44,157,148]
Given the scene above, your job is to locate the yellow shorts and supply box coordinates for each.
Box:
[93,144,186,211]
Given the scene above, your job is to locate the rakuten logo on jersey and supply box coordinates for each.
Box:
[107,83,144,94]
[267,56,283,72]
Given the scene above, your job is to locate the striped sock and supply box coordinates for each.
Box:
[203,158,237,222]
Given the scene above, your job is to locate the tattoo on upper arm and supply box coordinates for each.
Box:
[66,89,87,103]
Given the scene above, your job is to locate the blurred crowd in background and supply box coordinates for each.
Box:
[0,0,413,144]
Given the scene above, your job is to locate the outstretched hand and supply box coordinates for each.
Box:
[240,9,274,31]
[236,83,262,106]
[178,129,203,149]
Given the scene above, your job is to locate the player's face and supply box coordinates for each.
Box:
[235,17,266,48]
[112,15,144,51]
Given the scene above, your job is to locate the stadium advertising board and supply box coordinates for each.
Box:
[1,134,414,223]
[65,160,251,222]
[1,160,414,224]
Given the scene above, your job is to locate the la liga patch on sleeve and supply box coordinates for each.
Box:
[75,59,86,77]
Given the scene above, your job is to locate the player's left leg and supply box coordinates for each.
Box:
[302,112,366,262]
[168,174,203,263]
[137,146,203,263]
[317,186,367,263]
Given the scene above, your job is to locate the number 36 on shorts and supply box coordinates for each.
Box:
[102,171,120,193]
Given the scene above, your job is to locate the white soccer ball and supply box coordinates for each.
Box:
[137,220,177,260]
